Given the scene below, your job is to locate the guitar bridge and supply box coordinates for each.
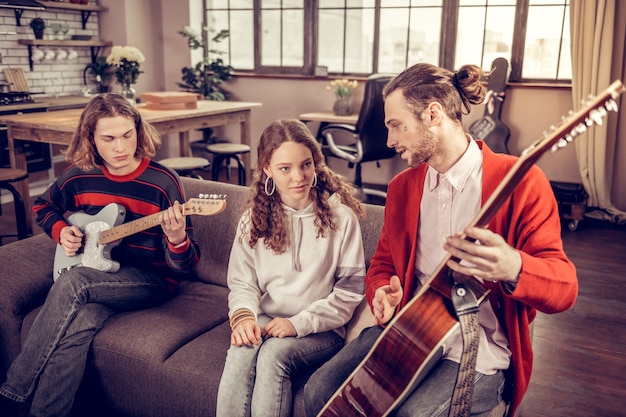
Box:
[56,263,82,277]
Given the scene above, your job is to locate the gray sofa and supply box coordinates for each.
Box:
[0,177,382,417]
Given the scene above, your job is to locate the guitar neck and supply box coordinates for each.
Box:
[97,196,227,245]
[99,211,163,245]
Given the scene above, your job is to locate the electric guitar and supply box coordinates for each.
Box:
[53,195,227,280]
[318,80,625,417]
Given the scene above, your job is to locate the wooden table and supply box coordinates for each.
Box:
[299,111,358,125]
[299,111,358,141]
[0,100,262,234]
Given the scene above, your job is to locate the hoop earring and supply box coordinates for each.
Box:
[311,172,318,188]
[264,176,275,196]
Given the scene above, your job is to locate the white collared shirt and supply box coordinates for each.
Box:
[415,137,511,374]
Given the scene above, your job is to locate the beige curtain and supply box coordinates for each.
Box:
[570,0,626,223]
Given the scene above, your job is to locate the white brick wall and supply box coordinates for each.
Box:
[0,1,105,96]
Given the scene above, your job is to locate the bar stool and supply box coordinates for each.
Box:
[205,143,250,186]
[0,168,29,245]
[159,157,210,179]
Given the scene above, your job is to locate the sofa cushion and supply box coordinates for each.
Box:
[182,178,250,288]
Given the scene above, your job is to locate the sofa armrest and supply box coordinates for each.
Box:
[0,234,55,316]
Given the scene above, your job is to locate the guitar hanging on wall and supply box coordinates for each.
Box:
[53,195,227,280]
[469,57,511,154]
[317,80,625,417]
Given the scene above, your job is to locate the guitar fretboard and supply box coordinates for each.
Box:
[99,212,162,244]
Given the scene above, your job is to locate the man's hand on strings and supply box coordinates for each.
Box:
[444,226,522,284]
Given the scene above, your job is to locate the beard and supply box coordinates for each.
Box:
[405,128,439,168]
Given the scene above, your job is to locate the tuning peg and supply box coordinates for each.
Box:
[605,98,618,112]
[551,138,570,153]
[589,109,604,126]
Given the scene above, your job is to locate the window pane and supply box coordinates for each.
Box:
[261,10,281,66]
[455,4,515,70]
[230,10,254,70]
[319,0,345,7]
[318,4,376,74]
[378,8,411,73]
[206,10,230,59]
[207,0,228,8]
[407,7,441,68]
[522,3,570,79]
[460,0,516,4]
[283,9,304,66]
[260,3,304,68]
[557,5,572,80]
[318,8,346,73]
[344,9,375,73]
[230,0,250,7]
[284,0,303,7]
[379,2,442,73]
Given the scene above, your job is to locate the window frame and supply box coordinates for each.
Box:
[204,0,570,83]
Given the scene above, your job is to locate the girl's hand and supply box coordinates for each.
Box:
[231,318,261,346]
[262,317,297,338]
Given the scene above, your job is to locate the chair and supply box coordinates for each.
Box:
[0,168,29,245]
[319,73,397,202]
[204,143,251,186]
[159,157,210,179]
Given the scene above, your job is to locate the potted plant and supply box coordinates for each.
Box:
[83,57,114,93]
[177,26,233,101]
[29,17,46,40]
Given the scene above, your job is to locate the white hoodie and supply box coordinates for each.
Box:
[226,194,366,338]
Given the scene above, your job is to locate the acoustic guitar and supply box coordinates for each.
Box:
[318,80,625,417]
[53,195,226,280]
[469,57,511,154]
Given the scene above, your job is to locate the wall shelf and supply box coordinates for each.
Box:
[18,39,113,70]
[38,1,108,29]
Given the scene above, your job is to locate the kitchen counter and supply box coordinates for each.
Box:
[0,95,92,113]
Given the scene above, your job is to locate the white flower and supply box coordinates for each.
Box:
[106,45,145,66]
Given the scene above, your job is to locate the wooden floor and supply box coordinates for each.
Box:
[1,187,625,417]
[520,218,626,417]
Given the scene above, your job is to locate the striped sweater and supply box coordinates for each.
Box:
[33,157,200,288]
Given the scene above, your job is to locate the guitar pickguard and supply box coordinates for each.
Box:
[80,220,118,273]
[53,203,126,280]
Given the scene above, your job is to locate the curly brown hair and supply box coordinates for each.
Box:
[243,119,365,254]
[64,93,161,171]
[382,63,488,123]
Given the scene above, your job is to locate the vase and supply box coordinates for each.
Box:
[333,97,353,116]
[120,83,136,106]
[32,28,44,40]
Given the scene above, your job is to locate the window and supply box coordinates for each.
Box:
[204,0,571,82]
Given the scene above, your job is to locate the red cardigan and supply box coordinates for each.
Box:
[365,142,578,415]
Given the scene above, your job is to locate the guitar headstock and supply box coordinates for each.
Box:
[520,80,625,161]
[184,194,227,216]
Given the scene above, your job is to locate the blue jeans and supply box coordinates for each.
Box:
[0,266,171,417]
[216,329,344,417]
[304,326,505,417]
